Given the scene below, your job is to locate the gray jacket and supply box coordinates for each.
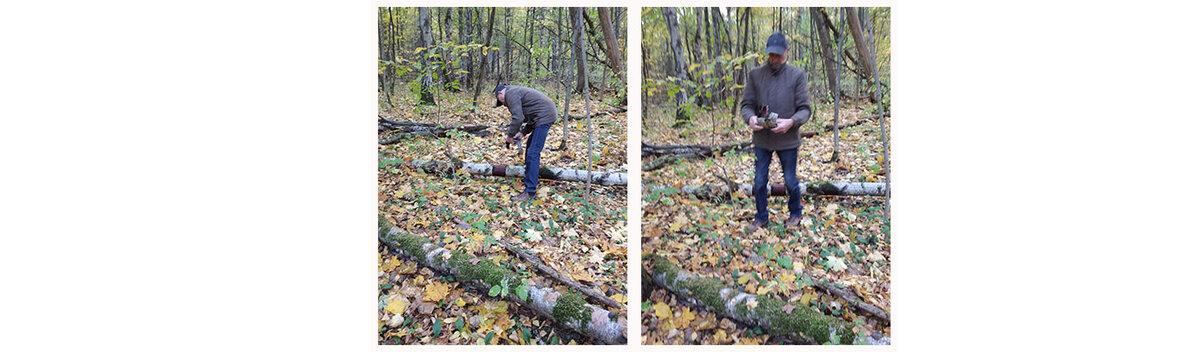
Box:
[739,63,812,151]
[502,85,557,137]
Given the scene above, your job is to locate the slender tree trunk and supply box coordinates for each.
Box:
[663,7,689,126]
[378,9,391,108]
[417,8,436,105]
[570,8,587,94]
[845,7,875,83]
[597,8,623,76]
[831,8,845,162]
[864,8,890,217]
[472,8,496,107]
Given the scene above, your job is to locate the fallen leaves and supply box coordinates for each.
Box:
[424,281,450,302]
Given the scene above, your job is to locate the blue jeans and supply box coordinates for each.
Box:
[753,147,802,223]
[522,124,551,195]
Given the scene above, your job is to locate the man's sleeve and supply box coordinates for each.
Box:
[790,70,812,126]
[739,71,759,124]
[506,93,524,137]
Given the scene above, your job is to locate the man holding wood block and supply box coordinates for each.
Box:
[740,32,813,231]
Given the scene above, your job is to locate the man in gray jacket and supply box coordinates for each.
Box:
[739,32,812,230]
[494,84,557,202]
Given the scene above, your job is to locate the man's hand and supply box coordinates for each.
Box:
[505,135,514,145]
[749,116,764,131]
[514,132,524,141]
[771,118,794,133]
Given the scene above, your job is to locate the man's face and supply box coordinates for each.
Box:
[496,89,506,106]
[767,48,788,68]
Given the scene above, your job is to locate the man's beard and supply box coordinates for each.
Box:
[768,61,785,73]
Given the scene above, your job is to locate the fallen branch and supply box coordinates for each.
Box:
[394,159,628,186]
[566,106,627,120]
[647,181,887,200]
[641,141,752,158]
[808,278,890,322]
[643,254,887,345]
[379,216,626,344]
[497,239,624,311]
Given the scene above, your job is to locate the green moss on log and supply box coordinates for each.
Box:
[644,254,856,344]
[551,291,592,332]
[807,182,844,195]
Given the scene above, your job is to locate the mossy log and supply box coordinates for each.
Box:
[379,216,627,344]
[396,159,628,186]
[647,181,887,200]
[643,254,888,345]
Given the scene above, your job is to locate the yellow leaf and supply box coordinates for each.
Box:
[674,306,696,328]
[380,256,401,272]
[610,293,627,304]
[653,302,671,321]
[385,296,410,314]
[756,285,772,295]
[424,281,450,302]
[737,275,752,285]
[454,297,466,307]
[746,300,759,310]
[800,292,812,306]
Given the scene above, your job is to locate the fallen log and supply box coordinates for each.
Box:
[391,159,628,186]
[822,112,889,132]
[497,239,624,311]
[379,124,492,144]
[643,254,888,345]
[641,141,751,157]
[647,181,887,200]
[566,107,627,120]
[379,216,627,344]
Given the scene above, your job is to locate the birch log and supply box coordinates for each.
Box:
[394,159,628,186]
[644,254,888,345]
[647,181,886,200]
[379,216,627,344]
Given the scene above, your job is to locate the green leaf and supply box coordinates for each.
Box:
[777,256,793,270]
[516,285,529,301]
[454,317,464,330]
[642,300,651,311]
[489,285,501,297]
[432,319,442,337]
[485,331,496,344]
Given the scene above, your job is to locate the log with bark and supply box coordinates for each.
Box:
[566,106,627,120]
[822,112,889,132]
[643,254,888,345]
[379,216,627,344]
[647,181,887,200]
[391,159,628,186]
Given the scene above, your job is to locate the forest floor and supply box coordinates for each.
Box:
[641,98,891,344]
[378,89,628,345]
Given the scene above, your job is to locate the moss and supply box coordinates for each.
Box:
[551,291,592,332]
[450,251,516,288]
[646,255,679,285]
[808,182,844,195]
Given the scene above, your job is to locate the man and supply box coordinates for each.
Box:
[739,32,812,231]
[494,83,557,202]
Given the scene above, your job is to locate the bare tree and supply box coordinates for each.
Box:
[472,8,496,107]
[663,7,689,126]
[597,8,623,76]
[417,7,436,105]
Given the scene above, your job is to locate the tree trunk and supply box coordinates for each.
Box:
[845,7,874,84]
[396,159,628,186]
[662,7,689,125]
[417,8,436,105]
[378,124,491,143]
[830,8,845,162]
[643,254,888,345]
[570,8,587,94]
[496,239,623,311]
[472,8,496,107]
[379,217,627,345]
[863,8,891,217]
[597,8,623,77]
[811,8,838,102]
[566,106,627,120]
[572,7,594,208]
